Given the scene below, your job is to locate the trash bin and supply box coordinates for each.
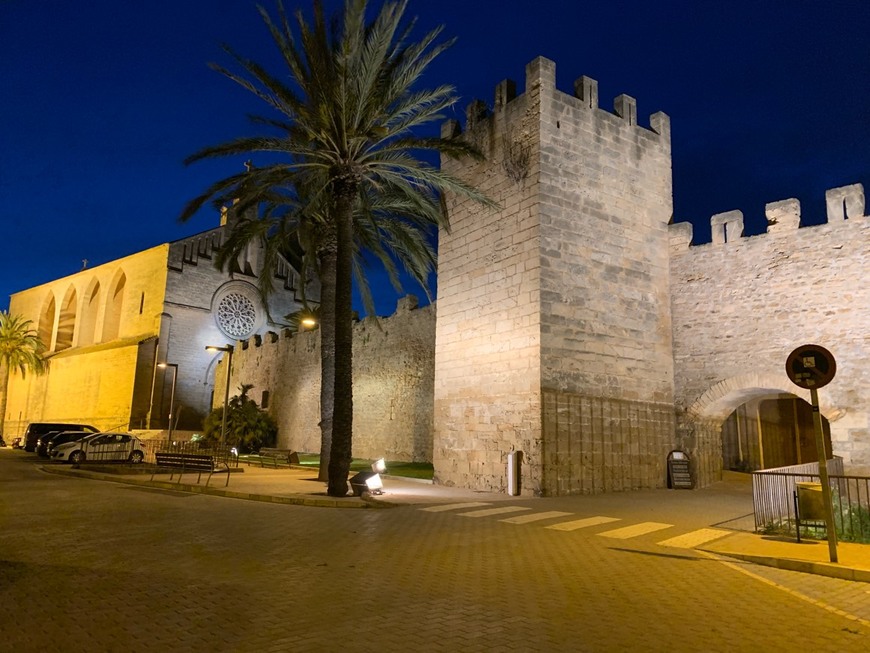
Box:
[796,482,825,521]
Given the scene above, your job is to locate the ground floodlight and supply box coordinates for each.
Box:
[365,473,384,494]
[372,458,386,473]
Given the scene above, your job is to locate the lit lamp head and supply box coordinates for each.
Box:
[371,458,387,474]
[301,317,317,328]
[365,473,384,494]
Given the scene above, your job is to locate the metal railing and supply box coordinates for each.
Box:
[752,459,870,542]
[142,440,240,468]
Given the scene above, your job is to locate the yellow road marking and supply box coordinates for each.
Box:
[599,522,673,539]
[457,506,532,518]
[500,511,574,524]
[658,528,731,549]
[546,516,620,531]
[419,502,491,512]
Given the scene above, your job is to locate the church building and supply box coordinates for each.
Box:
[3,204,314,438]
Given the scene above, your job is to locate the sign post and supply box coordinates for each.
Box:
[785,344,838,563]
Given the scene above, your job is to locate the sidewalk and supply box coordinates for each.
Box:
[43,461,870,583]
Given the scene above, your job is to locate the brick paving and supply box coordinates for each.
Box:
[2,450,870,651]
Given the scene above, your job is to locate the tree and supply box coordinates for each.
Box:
[202,384,278,453]
[0,311,48,435]
[183,0,492,496]
[207,182,441,482]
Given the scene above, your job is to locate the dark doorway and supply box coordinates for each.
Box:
[721,396,831,471]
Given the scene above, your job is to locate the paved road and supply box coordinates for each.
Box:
[1,450,869,652]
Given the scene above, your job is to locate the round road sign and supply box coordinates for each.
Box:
[786,344,837,389]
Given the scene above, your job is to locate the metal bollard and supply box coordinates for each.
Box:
[507,450,522,496]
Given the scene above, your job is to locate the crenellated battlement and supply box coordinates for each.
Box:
[235,294,427,352]
[669,183,867,251]
[442,56,668,142]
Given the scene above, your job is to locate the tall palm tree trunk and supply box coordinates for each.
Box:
[317,240,337,483]
[326,176,358,496]
[0,363,9,436]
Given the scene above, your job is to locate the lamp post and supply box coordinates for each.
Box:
[205,344,234,448]
[157,362,178,444]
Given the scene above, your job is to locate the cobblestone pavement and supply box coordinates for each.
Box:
[2,451,869,652]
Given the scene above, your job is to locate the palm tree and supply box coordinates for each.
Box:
[183,0,493,496]
[203,181,440,483]
[0,311,48,435]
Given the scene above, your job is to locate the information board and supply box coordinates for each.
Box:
[667,451,693,489]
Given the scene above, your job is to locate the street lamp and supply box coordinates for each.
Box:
[157,362,178,443]
[205,344,234,447]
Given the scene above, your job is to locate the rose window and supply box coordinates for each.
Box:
[216,293,257,338]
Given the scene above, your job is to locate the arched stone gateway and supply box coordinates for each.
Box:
[680,372,862,487]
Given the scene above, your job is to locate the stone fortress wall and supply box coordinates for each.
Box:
[217,297,434,462]
[435,57,675,495]
[222,57,868,493]
[670,184,870,475]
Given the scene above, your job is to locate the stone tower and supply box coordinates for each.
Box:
[434,57,675,495]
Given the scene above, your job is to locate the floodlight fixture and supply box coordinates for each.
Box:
[365,473,384,494]
[372,457,387,474]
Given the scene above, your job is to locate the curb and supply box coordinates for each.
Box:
[40,465,378,509]
[700,548,870,584]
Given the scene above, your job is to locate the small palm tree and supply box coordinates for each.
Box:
[0,311,48,435]
[183,0,493,496]
[203,383,278,453]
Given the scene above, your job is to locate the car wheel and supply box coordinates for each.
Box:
[129,450,144,464]
[69,450,85,464]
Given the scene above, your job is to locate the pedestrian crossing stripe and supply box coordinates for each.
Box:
[657,528,731,549]
[598,522,673,539]
[546,516,620,531]
[500,511,574,524]
[419,502,492,512]
[458,506,532,518]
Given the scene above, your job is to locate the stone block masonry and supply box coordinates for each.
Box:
[435,57,675,495]
[219,297,434,462]
[670,184,870,476]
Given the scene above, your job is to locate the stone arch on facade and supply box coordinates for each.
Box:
[38,292,56,351]
[684,372,841,480]
[55,285,78,352]
[687,371,839,423]
[79,277,101,347]
[102,270,126,342]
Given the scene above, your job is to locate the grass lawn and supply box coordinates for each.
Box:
[296,453,434,480]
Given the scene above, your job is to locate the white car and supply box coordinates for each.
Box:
[53,432,146,464]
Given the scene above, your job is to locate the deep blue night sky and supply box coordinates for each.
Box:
[2,0,868,315]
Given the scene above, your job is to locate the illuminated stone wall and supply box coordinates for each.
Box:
[435,57,675,495]
[3,211,310,438]
[670,185,870,476]
[218,297,434,461]
[4,246,169,435]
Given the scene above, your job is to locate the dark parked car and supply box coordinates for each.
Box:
[23,423,98,452]
[43,431,93,458]
[36,431,63,457]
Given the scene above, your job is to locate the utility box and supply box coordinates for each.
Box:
[507,451,522,496]
[796,482,825,521]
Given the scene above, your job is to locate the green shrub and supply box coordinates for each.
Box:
[202,384,277,453]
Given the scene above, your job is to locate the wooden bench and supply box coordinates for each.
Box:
[151,452,231,487]
[257,448,300,468]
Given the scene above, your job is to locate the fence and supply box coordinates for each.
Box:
[141,439,240,468]
[752,458,870,542]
